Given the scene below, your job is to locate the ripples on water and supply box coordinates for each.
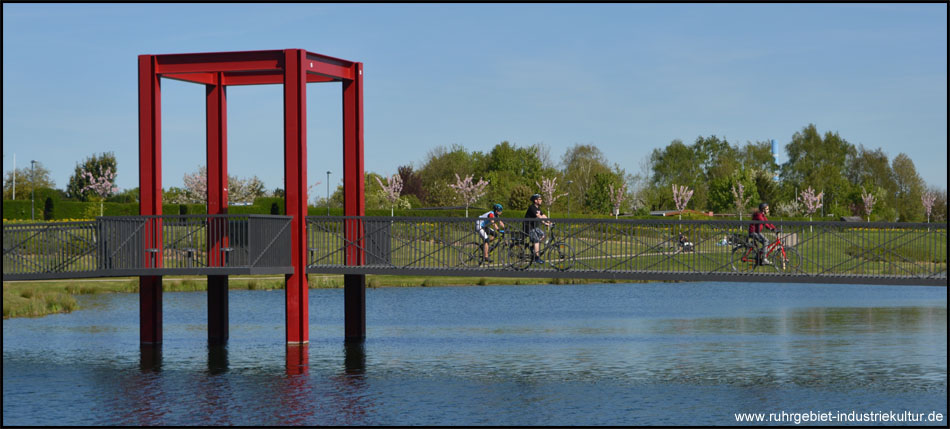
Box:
[3,282,947,425]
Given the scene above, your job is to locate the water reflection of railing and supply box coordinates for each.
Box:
[3,215,293,280]
[306,216,946,286]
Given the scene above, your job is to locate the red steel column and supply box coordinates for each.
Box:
[343,62,366,341]
[283,49,309,344]
[138,54,163,344]
[206,72,229,344]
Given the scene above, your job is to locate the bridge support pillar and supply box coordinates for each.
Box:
[344,274,366,341]
[208,275,229,344]
[206,71,229,345]
[284,49,309,344]
[139,275,162,344]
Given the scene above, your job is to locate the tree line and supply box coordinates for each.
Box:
[3,124,947,222]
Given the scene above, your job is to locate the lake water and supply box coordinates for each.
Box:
[3,282,947,425]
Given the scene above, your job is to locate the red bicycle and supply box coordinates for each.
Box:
[730,230,801,273]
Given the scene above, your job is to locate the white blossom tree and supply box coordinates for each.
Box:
[81,165,118,216]
[608,183,627,219]
[448,173,488,217]
[375,174,404,217]
[921,191,937,223]
[181,165,265,205]
[536,176,567,215]
[182,166,208,204]
[861,187,877,222]
[731,182,752,221]
[229,175,266,205]
[672,184,693,220]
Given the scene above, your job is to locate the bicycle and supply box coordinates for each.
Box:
[507,223,575,271]
[730,229,801,273]
[458,229,512,268]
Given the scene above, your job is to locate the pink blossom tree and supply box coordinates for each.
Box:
[860,187,877,222]
[798,186,824,222]
[307,180,322,207]
[672,184,693,220]
[375,174,404,216]
[921,191,937,223]
[608,183,627,218]
[81,166,118,216]
[536,176,567,215]
[731,183,752,220]
[448,173,488,217]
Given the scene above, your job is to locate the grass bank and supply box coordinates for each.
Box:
[3,274,628,319]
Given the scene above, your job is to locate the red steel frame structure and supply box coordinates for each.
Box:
[138,49,365,345]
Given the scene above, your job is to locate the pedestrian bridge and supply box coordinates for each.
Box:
[3,215,946,286]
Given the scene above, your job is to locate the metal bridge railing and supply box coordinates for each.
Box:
[3,215,293,280]
[306,216,947,285]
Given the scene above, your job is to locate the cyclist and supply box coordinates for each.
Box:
[749,202,777,264]
[524,194,551,264]
[476,204,507,263]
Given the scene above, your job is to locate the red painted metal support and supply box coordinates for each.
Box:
[138,49,363,346]
[206,72,229,344]
[343,62,366,341]
[138,54,163,344]
[283,49,309,344]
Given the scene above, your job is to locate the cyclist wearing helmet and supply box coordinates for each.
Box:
[476,203,507,262]
[524,194,551,264]
[749,202,777,264]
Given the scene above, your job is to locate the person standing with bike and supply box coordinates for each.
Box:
[476,204,507,263]
[749,202,777,265]
[524,194,551,264]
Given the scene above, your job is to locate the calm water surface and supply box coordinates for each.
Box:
[3,282,946,425]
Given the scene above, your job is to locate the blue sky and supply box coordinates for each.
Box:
[3,3,947,195]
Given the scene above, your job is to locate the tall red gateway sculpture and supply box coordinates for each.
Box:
[138,49,365,345]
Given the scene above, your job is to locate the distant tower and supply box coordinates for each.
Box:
[770,139,779,181]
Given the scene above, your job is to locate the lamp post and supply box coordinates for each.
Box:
[326,171,332,216]
[567,180,574,218]
[30,160,36,221]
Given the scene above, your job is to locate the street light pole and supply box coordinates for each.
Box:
[30,160,37,221]
[567,180,574,218]
[326,171,332,216]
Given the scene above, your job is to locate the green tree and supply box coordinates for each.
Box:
[648,139,702,210]
[891,153,925,222]
[561,144,613,214]
[67,152,117,201]
[584,171,624,214]
[845,145,897,220]
[3,161,56,200]
[707,168,759,214]
[780,124,855,216]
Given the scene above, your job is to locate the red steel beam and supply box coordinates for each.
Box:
[283,49,309,344]
[162,72,218,85]
[343,62,366,341]
[138,54,163,344]
[154,50,284,74]
[221,71,336,86]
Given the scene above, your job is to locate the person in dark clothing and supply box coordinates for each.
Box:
[749,202,777,264]
[524,194,551,264]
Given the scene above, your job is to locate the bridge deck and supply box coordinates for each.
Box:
[4,215,946,286]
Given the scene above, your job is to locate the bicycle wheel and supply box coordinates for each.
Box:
[730,246,756,272]
[507,241,532,270]
[458,242,483,268]
[546,242,575,271]
[775,247,802,273]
